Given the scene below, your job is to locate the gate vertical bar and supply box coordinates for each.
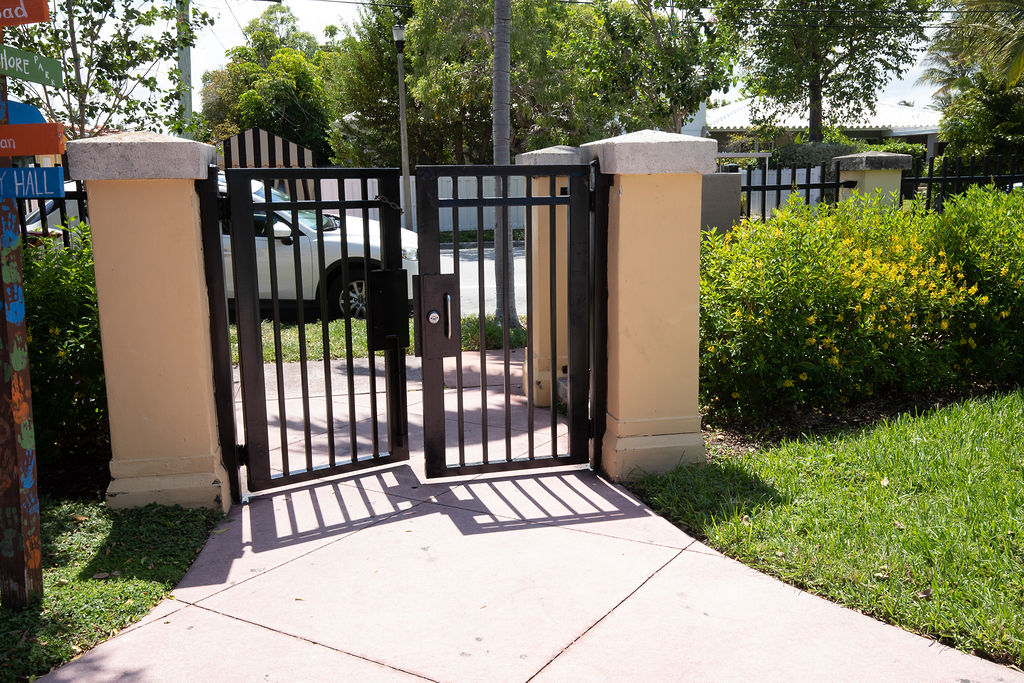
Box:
[589,163,611,471]
[198,165,240,504]
[417,169,447,476]
[380,172,409,459]
[227,172,272,487]
[567,172,589,459]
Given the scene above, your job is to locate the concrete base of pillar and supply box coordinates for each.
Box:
[601,432,706,482]
[107,464,230,512]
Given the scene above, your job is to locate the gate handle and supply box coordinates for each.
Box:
[444,292,453,339]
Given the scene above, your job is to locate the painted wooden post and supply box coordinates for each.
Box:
[0,0,62,607]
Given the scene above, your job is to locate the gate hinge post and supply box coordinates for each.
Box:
[236,444,249,466]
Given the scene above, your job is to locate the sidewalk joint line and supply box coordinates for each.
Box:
[526,548,685,682]
[191,603,438,681]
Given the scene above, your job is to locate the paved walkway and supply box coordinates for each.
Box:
[46,457,1023,681]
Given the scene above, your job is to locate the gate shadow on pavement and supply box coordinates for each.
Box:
[175,465,658,595]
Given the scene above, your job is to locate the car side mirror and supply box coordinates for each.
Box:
[272,224,292,240]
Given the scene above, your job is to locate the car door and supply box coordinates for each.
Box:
[221,211,311,305]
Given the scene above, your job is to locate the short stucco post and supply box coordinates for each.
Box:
[515,145,580,407]
[581,130,715,480]
[67,132,228,511]
[834,151,913,206]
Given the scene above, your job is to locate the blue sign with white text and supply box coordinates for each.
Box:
[0,166,65,198]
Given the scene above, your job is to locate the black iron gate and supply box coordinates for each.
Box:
[413,163,608,478]
[204,162,609,499]
[207,166,411,494]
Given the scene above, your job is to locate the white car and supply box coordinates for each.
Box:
[25,175,419,320]
[220,177,418,320]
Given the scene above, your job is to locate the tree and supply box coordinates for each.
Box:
[918,21,978,108]
[955,0,1024,86]
[320,5,449,166]
[243,4,319,60]
[200,8,331,157]
[940,72,1024,156]
[7,0,212,138]
[718,0,932,142]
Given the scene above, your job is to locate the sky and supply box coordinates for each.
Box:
[188,0,938,111]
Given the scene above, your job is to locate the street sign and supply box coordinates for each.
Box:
[5,100,45,125]
[0,45,61,88]
[0,166,63,197]
[0,0,47,27]
[0,122,65,156]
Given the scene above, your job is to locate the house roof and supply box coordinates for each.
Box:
[707,99,941,136]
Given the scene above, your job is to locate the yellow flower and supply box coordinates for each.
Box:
[882,343,889,350]
[731,391,740,399]
[979,295,989,305]
[969,322,976,330]
[836,314,844,322]
[1000,266,1009,276]
[783,379,794,388]
[1000,310,1010,319]
[968,338,977,349]
[968,284,978,295]
[941,320,949,330]
[799,372,808,381]
[806,315,816,324]
[829,356,841,367]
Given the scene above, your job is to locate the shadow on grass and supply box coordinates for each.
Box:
[627,458,789,541]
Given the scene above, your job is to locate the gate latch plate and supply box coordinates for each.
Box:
[367,269,410,351]
[414,273,461,359]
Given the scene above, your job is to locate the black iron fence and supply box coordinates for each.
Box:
[734,158,855,220]
[902,155,1024,212]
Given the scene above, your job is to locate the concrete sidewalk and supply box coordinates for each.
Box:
[45,460,1022,682]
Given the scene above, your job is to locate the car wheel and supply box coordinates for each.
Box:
[327,265,367,319]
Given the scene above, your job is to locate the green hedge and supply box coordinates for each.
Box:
[23,225,109,476]
[700,186,1024,417]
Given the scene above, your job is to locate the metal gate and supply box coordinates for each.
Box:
[206,166,411,494]
[413,163,608,478]
[204,162,609,500]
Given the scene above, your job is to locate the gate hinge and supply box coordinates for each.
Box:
[236,444,249,466]
[588,419,595,438]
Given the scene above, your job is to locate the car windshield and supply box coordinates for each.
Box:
[255,182,340,232]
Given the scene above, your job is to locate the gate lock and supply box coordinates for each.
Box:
[413,273,461,359]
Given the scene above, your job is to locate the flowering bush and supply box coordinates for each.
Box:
[700,187,1024,417]
[23,224,108,470]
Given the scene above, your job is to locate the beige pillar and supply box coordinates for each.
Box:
[67,132,228,511]
[580,130,717,481]
[515,145,579,406]
[834,151,913,206]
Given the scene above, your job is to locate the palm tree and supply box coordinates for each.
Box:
[958,0,1024,86]
[917,24,978,107]
[492,0,522,331]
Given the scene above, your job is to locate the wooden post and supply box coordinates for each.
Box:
[0,17,46,607]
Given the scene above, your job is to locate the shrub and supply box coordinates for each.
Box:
[461,314,528,351]
[700,188,1024,417]
[23,225,109,486]
[768,142,857,170]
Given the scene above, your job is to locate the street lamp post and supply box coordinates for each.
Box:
[392,24,413,230]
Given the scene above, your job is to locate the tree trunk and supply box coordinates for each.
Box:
[454,111,465,165]
[808,75,824,143]
[492,0,522,329]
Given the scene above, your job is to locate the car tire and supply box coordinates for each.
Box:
[327,264,368,320]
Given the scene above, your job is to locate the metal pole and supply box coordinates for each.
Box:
[394,26,413,229]
[177,0,193,138]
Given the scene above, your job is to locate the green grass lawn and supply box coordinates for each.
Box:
[630,390,1024,667]
[229,314,527,364]
[0,499,221,680]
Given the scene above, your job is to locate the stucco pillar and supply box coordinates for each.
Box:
[834,151,913,206]
[581,130,716,481]
[515,145,579,407]
[67,132,228,511]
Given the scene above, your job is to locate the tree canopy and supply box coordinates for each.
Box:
[7,0,211,138]
[200,7,331,157]
[718,0,932,142]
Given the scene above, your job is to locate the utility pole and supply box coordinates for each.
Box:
[177,0,193,138]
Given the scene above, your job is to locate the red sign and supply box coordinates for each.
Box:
[0,123,65,156]
[0,0,48,27]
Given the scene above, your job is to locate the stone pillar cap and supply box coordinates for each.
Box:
[580,129,717,175]
[833,151,913,172]
[515,145,582,166]
[67,131,216,181]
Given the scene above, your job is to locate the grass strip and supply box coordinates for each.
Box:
[0,499,221,680]
[630,390,1024,667]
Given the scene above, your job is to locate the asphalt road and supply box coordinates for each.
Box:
[440,244,528,317]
